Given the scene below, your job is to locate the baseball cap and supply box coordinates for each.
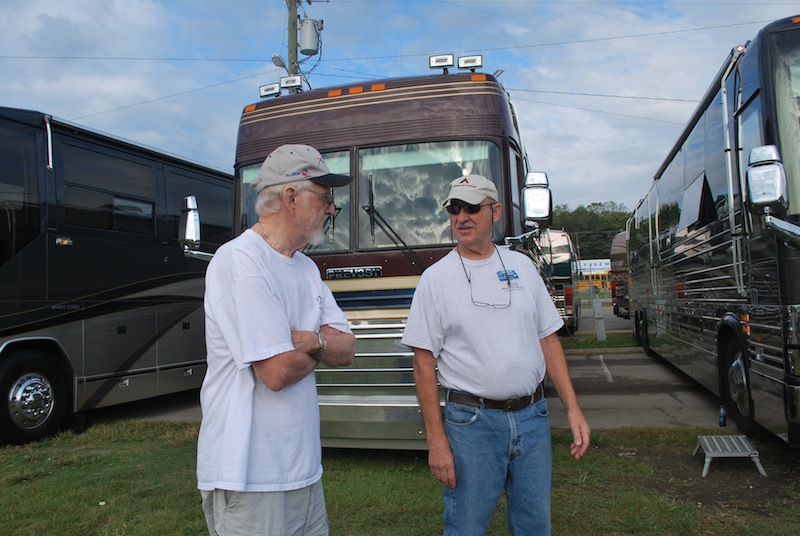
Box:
[443,174,499,207]
[252,144,353,193]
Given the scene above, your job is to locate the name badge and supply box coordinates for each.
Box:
[498,270,519,282]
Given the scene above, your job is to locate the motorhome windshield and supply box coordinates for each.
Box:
[772,27,800,215]
[238,140,503,252]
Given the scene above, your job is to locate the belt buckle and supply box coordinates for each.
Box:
[503,397,520,411]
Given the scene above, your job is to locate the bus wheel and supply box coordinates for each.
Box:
[722,337,758,436]
[0,351,67,445]
[639,314,656,357]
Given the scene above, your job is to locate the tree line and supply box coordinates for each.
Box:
[551,201,630,260]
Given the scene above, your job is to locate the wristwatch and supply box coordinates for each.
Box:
[313,332,327,361]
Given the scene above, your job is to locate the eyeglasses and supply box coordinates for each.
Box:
[445,201,494,215]
[467,277,511,308]
[307,188,335,208]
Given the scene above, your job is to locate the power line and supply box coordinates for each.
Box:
[13,19,763,121]
[0,19,775,64]
[509,95,687,125]
[507,88,697,103]
[70,72,266,120]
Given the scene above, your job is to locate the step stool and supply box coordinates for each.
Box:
[692,435,767,477]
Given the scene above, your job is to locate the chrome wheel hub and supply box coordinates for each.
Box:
[8,373,54,429]
[727,354,750,417]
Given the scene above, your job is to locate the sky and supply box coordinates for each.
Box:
[1,0,798,212]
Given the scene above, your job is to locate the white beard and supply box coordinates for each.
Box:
[307,226,327,247]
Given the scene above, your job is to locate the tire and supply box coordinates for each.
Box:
[638,314,656,357]
[0,351,68,445]
[721,336,760,437]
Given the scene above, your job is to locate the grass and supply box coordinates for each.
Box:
[2,422,799,535]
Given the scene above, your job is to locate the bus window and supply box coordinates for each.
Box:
[304,150,351,253]
[63,144,155,234]
[239,149,351,252]
[166,169,234,247]
[356,140,501,249]
[0,121,39,266]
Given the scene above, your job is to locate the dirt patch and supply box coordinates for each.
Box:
[607,436,800,516]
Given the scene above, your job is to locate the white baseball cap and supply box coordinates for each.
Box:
[252,144,353,193]
[442,174,499,207]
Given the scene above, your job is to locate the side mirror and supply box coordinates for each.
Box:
[521,171,552,228]
[180,195,214,261]
[180,196,202,250]
[746,145,788,215]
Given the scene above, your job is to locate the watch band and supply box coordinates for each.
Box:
[313,332,327,361]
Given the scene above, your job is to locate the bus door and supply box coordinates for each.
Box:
[736,90,785,432]
[156,164,235,395]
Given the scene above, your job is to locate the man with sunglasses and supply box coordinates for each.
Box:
[197,144,356,536]
[402,174,590,535]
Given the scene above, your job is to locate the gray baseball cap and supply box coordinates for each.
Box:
[443,174,499,207]
[252,144,353,193]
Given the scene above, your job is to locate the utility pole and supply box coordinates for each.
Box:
[286,0,298,76]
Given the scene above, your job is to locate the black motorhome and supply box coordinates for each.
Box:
[0,107,233,444]
[628,15,800,444]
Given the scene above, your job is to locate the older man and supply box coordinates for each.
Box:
[197,144,356,536]
[402,174,590,536]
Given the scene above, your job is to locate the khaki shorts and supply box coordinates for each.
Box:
[201,480,328,536]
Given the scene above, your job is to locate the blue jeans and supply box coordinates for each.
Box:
[443,396,551,536]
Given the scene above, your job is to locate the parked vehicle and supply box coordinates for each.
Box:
[627,15,800,445]
[610,231,629,318]
[538,229,581,333]
[0,107,234,444]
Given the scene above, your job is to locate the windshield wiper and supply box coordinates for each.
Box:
[362,174,428,274]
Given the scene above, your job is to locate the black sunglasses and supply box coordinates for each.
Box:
[445,201,494,215]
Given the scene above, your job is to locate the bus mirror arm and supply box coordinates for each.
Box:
[505,230,555,291]
[180,195,214,262]
[764,215,800,250]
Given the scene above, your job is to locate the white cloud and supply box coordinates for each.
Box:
[1,0,796,212]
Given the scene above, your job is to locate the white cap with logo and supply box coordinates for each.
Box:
[443,174,499,207]
[252,144,353,193]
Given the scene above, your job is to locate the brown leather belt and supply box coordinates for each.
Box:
[448,385,543,412]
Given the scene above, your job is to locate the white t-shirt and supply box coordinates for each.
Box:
[197,229,350,492]
[401,247,562,400]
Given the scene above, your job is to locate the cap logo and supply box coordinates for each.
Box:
[285,167,310,178]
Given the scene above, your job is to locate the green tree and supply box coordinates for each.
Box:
[552,202,631,259]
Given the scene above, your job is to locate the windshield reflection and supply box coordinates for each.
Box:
[239,140,503,252]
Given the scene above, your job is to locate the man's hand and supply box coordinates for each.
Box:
[428,436,457,488]
[567,408,591,459]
